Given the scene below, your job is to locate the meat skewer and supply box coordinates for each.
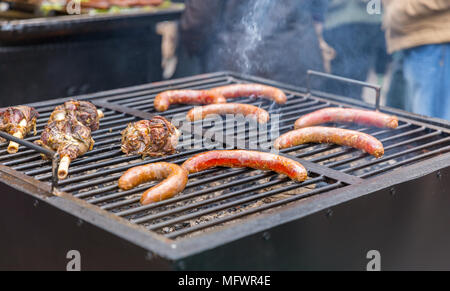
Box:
[154,90,227,112]
[186,103,270,124]
[0,106,39,154]
[182,150,308,182]
[121,116,180,157]
[274,126,385,158]
[294,107,399,129]
[34,100,103,180]
[210,84,287,104]
[118,162,188,205]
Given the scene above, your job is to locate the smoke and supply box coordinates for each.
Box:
[235,0,274,73]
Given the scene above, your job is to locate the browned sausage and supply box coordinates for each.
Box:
[182,150,307,182]
[186,103,270,124]
[274,126,384,158]
[211,84,287,104]
[295,108,399,129]
[118,162,188,205]
[154,90,227,112]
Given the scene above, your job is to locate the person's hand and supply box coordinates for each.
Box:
[319,39,336,73]
[313,21,337,73]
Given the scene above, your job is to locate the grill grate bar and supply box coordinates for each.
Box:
[141,176,327,229]
[165,182,343,239]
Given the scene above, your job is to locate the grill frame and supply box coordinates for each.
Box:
[1,71,449,269]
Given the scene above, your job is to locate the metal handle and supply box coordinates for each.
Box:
[306,70,382,111]
[0,131,59,192]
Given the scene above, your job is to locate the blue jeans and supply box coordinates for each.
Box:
[403,44,450,121]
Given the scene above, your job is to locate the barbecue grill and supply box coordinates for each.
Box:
[1,71,449,270]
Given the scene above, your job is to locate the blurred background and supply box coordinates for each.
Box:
[0,0,448,120]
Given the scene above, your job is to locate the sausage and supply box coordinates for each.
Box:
[182,150,308,182]
[186,103,270,124]
[295,107,399,129]
[211,84,287,104]
[274,126,384,158]
[118,162,188,205]
[154,90,227,112]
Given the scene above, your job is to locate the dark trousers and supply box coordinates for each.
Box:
[323,23,389,100]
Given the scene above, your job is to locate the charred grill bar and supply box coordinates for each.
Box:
[0,71,449,270]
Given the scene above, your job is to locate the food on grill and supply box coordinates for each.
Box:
[274,126,385,158]
[186,103,270,124]
[0,106,39,154]
[154,90,227,112]
[49,100,104,131]
[35,100,103,179]
[294,108,399,129]
[182,150,308,182]
[210,84,287,104]
[121,116,180,157]
[118,162,188,205]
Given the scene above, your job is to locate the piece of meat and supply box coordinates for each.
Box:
[274,126,385,158]
[294,107,399,129]
[118,162,188,205]
[121,116,180,157]
[182,150,307,182]
[0,106,39,154]
[35,116,95,179]
[210,84,287,104]
[186,103,270,124]
[49,100,103,131]
[154,90,227,112]
[35,100,102,179]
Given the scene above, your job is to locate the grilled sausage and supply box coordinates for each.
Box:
[182,150,308,182]
[154,90,227,112]
[274,126,384,158]
[211,84,287,104]
[295,108,399,129]
[118,162,188,205]
[186,103,270,124]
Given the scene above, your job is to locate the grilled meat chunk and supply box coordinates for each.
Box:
[49,100,103,131]
[0,106,39,153]
[35,100,102,179]
[121,116,180,157]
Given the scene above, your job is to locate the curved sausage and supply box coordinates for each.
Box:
[154,90,227,112]
[186,103,270,124]
[295,108,399,129]
[211,84,287,104]
[274,126,384,158]
[182,150,307,182]
[118,162,188,205]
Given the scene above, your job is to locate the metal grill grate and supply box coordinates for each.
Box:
[0,72,449,240]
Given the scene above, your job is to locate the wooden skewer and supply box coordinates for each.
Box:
[7,132,23,154]
[58,156,71,180]
[7,119,27,154]
[97,110,104,119]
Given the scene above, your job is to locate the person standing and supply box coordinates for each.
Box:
[323,0,389,100]
[177,0,332,87]
[383,0,450,120]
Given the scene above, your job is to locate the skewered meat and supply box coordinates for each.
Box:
[49,100,104,131]
[121,116,180,157]
[35,100,102,179]
[0,106,39,154]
